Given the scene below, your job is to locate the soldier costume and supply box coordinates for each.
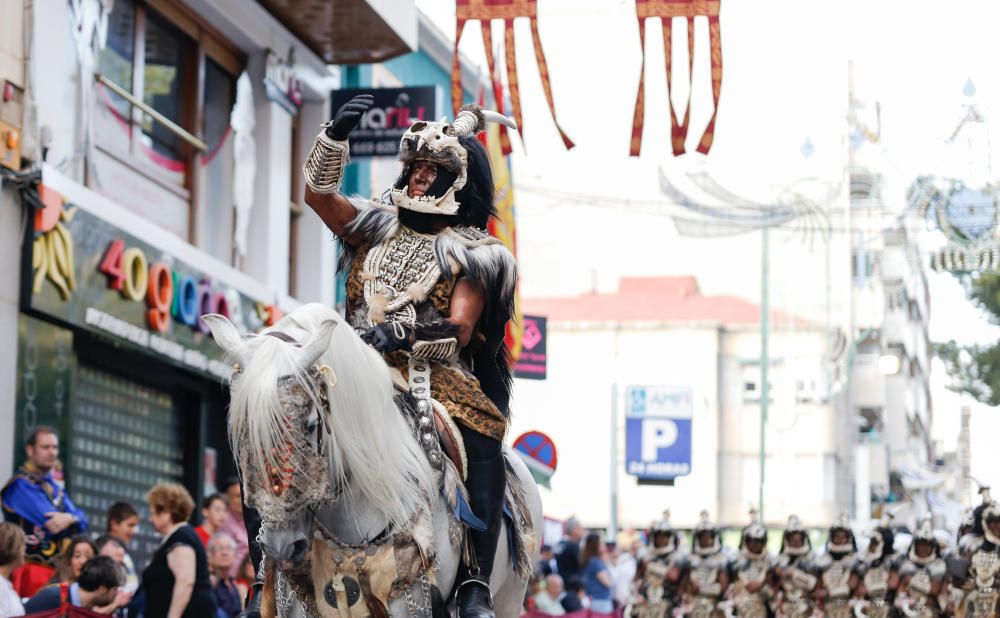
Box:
[852,520,897,618]
[774,515,817,618]
[897,518,948,618]
[813,514,858,618]
[679,511,729,618]
[958,498,1000,618]
[630,510,684,618]
[725,511,774,618]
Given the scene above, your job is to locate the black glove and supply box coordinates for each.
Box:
[326,94,374,141]
[361,322,414,353]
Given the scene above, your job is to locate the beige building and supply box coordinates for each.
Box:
[512,276,850,531]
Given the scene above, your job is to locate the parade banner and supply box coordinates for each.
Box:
[482,81,524,361]
[329,87,437,157]
[453,0,574,150]
[624,385,693,481]
[513,315,547,379]
[630,0,723,156]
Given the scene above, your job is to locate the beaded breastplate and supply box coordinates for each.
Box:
[362,228,442,326]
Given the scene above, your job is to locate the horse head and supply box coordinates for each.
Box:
[203,311,338,568]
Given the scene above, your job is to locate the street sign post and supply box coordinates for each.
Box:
[624,385,693,481]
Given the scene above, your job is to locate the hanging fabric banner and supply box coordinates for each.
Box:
[453,0,575,150]
[630,0,723,157]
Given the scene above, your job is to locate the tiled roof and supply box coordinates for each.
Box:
[522,276,809,326]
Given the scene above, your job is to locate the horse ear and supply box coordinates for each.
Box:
[296,319,338,368]
[201,314,243,355]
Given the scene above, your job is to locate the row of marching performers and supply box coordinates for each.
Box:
[627,500,1000,618]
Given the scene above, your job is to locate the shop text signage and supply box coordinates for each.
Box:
[330,87,437,157]
[25,191,273,380]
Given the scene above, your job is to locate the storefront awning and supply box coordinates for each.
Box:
[257,0,418,65]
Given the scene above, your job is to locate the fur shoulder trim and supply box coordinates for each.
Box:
[338,198,398,272]
[434,227,516,314]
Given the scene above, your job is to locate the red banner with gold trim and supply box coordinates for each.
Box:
[453,0,574,151]
[630,0,723,157]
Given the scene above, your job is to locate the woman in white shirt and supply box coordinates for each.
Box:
[0,522,26,617]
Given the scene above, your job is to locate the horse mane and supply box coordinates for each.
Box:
[227,303,435,530]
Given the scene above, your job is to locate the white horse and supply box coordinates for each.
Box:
[203,303,542,617]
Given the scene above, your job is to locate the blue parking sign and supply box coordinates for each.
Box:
[624,386,693,479]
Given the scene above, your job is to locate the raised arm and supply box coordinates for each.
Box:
[302,94,373,243]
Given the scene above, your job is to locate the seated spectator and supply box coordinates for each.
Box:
[106,501,139,592]
[0,522,26,616]
[561,576,585,613]
[96,535,134,612]
[49,535,96,585]
[233,555,255,603]
[208,533,242,618]
[533,574,567,615]
[23,555,123,613]
[195,494,228,548]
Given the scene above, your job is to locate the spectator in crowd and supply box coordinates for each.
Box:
[142,483,217,618]
[195,494,228,548]
[23,555,123,613]
[611,539,640,608]
[0,522,26,616]
[50,535,95,585]
[581,532,614,614]
[234,555,255,602]
[106,501,139,592]
[217,478,249,579]
[1,426,88,597]
[556,518,585,581]
[524,572,543,613]
[561,576,586,613]
[537,544,557,576]
[95,536,134,616]
[207,533,243,617]
[533,574,567,615]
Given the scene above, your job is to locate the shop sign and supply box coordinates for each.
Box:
[25,188,276,380]
[329,87,437,157]
[624,385,693,480]
[264,48,304,115]
[513,315,547,380]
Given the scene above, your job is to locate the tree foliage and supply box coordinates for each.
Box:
[935,272,1000,405]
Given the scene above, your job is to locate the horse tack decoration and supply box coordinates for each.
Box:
[452,0,574,151]
[630,0,723,157]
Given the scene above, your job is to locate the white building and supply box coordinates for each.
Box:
[513,275,850,531]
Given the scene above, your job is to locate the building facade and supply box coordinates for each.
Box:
[517,276,849,531]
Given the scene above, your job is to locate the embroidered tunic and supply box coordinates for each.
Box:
[343,210,516,441]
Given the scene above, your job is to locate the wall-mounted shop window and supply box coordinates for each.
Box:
[93,0,243,257]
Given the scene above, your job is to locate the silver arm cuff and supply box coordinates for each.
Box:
[411,338,458,361]
[303,127,349,194]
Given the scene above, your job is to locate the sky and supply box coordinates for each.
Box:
[416,0,1000,494]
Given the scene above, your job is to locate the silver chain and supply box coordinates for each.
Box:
[404,571,433,617]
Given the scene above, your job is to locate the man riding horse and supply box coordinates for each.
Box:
[250,95,515,618]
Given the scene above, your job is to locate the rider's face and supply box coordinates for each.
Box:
[746,538,765,554]
[697,531,714,548]
[831,529,849,545]
[407,161,438,198]
[988,517,1000,539]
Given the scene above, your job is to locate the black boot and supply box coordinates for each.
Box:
[455,448,506,618]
